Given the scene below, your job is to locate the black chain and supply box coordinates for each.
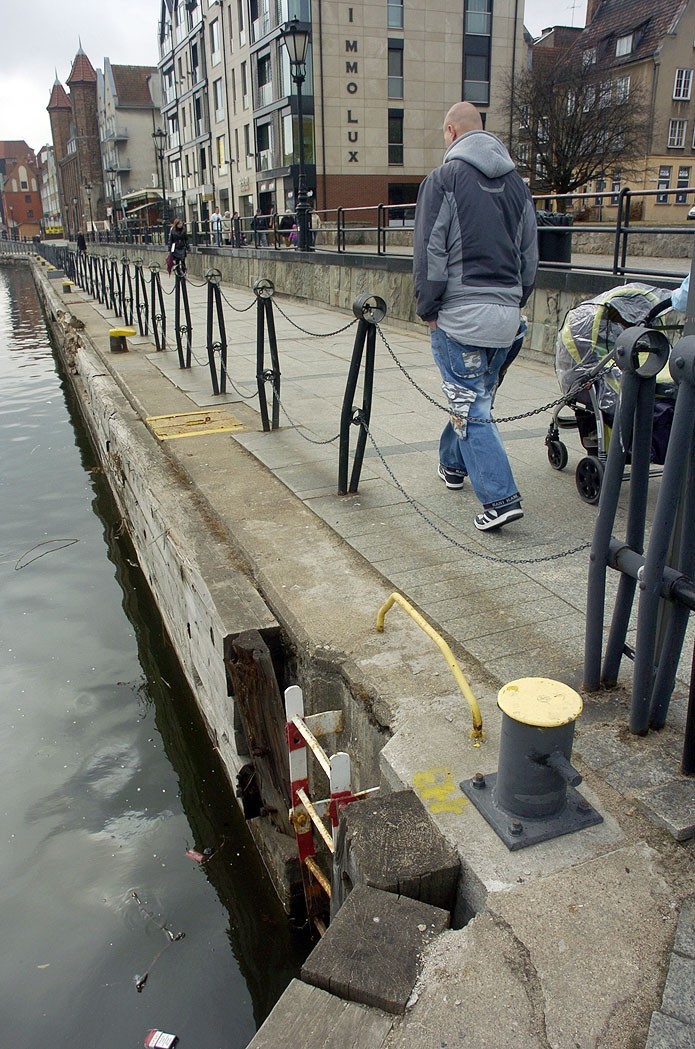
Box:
[270,380,340,444]
[220,288,256,313]
[189,347,259,401]
[375,323,610,425]
[360,420,591,565]
[273,299,358,338]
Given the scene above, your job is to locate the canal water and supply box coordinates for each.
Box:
[0,263,307,1048]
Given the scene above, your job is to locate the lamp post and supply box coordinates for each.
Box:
[152,128,170,226]
[106,166,119,233]
[9,206,15,241]
[72,196,78,240]
[280,18,312,252]
[84,183,94,241]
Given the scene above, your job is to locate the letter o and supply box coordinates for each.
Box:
[347,82,358,94]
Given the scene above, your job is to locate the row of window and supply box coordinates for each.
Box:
[667,119,695,149]
[656,165,692,203]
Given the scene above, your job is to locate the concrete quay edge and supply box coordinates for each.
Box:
[28,257,694,1049]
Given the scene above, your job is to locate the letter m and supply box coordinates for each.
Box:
[346,40,358,52]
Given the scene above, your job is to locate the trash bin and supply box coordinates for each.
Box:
[536,210,573,264]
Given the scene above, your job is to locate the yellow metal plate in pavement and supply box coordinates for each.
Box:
[146,409,246,440]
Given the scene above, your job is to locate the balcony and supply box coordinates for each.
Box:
[103,126,129,143]
[251,14,272,42]
[257,82,274,108]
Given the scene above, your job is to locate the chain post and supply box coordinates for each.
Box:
[338,294,386,494]
[174,263,192,369]
[253,278,281,432]
[149,264,166,352]
[205,269,227,396]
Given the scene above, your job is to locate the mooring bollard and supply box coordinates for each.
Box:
[109,326,136,353]
[461,677,603,850]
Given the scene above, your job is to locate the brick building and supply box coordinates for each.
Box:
[47,47,105,237]
[0,142,43,240]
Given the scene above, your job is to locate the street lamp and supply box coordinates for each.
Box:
[106,166,119,233]
[84,183,94,241]
[280,18,312,252]
[152,128,170,225]
[72,196,78,240]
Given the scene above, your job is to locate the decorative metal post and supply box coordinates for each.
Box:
[280,18,313,253]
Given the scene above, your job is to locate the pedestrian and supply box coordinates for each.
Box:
[671,273,690,312]
[210,205,222,246]
[250,207,268,247]
[279,209,294,247]
[232,211,244,247]
[76,230,87,253]
[222,210,232,245]
[168,217,189,273]
[413,101,538,531]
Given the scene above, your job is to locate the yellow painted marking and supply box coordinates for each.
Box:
[109,327,137,337]
[146,409,245,441]
[413,767,469,815]
[497,677,582,728]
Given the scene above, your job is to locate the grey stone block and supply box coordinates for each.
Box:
[660,953,695,1026]
[301,885,449,1015]
[674,898,695,959]
[646,1011,695,1049]
[637,779,695,841]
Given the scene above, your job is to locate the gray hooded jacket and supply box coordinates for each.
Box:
[413,131,538,347]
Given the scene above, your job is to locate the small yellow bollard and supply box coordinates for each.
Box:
[109,326,137,353]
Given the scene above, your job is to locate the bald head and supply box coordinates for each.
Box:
[443,102,483,147]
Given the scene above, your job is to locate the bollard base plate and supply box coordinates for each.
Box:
[460,772,603,851]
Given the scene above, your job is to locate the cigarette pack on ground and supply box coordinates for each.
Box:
[144,1030,178,1048]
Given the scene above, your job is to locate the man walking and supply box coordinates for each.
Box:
[413,102,538,531]
[210,205,223,246]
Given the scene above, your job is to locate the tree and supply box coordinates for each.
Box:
[505,51,649,208]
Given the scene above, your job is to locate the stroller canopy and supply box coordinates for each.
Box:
[555,283,672,414]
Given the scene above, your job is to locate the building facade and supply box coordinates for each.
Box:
[541,0,695,223]
[157,0,527,227]
[37,145,62,235]
[98,59,162,225]
[0,147,43,240]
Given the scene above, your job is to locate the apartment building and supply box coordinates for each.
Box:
[567,0,695,222]
[157,0,526,225]
[37,145,62,235]
[0,144,43,240]
[97,59,161,224]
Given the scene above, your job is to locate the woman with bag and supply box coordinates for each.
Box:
[168,217,189,274]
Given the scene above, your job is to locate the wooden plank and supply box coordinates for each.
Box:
[332,790,459,916]
[247,979,393,1049]
[302,885,449,1015]
[224,629,292,836]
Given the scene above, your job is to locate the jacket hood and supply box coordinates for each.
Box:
[444,130,515,178]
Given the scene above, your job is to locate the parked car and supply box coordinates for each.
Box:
[687,205,695,219]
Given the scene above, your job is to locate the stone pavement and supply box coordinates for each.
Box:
[49,259,694,1048]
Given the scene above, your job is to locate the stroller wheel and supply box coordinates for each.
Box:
[547,440,568,471]
[576,456,604,504]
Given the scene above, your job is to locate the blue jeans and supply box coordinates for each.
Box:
[431,327,520,508]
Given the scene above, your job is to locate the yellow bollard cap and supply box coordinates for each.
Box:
[498,677,582,728]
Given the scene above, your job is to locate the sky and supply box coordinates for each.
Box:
[1,0,589,155]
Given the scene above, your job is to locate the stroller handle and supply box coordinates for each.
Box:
[643,297,673,324]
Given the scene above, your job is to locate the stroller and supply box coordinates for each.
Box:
[545,283,679,503]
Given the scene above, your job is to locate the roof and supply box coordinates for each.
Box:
[67,47,97,86]
[47,80,71,111]
[111,65,158,108]
[577,0,688,67]
[0,140,35,163]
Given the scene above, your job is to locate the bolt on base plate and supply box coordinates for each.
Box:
[460,772,603,851]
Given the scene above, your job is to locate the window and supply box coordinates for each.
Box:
[388,108,404,165]
[610,174,621,205]
[238,0,246,45]
[465,0,491,36]
[582,47,596,68]
[656,166,671,204]
[241,61,249,108]
[517,143,529,166]
[387,0,403,29]
[388,40,404,99]
[676,166,691,205]
[668,119,687,148]
[615,33,633,57]
[217,134,226,171]
[210,18,221,64]
[614,76,630,103]
[244,123,253,168]
[595,176,606,206]
[282,111,294,166]
[519,104,529,128]
[256,121,273,169]
[598,81,611,109]
[191,42,200,84]
[257,53,272,106]
[24,194,31,203]
[213,78,224,120]
[674,68,693,101]
[464,52,490,104]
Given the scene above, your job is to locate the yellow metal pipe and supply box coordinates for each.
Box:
[376,592,484,741]
[305,856,332,897]
[296,787,334,852]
